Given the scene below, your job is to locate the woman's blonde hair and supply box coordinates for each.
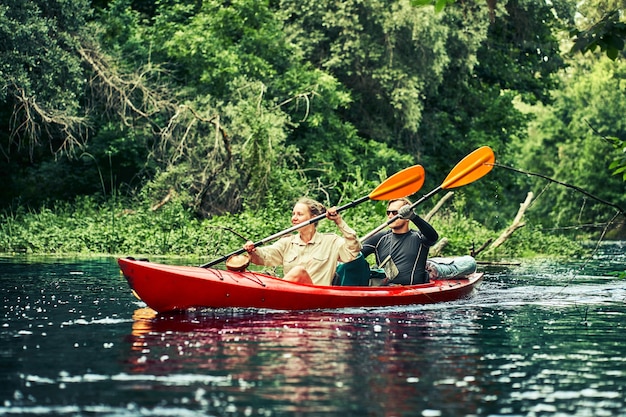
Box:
[296,197,326,217]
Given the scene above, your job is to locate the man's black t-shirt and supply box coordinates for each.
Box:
[361,216,438,285]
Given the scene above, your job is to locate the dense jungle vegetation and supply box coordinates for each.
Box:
[1,0,625,262]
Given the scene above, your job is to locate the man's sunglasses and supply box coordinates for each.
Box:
[386,210,399,216]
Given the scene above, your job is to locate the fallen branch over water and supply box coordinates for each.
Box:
[492,163,625,217]
[430,237,448,257]
[489,191,534,251]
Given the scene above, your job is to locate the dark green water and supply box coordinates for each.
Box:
[1,244,625,417]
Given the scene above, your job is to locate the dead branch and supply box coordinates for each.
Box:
[489,191,534,250]
[151,189,175,211]
[424,191,454,221]
[8,86,88,159]
[5,43,172,160]
[471,238,493,257]
[493,163,625,217]
[80,44,239,215]
[430,237,448,257]
[276,90,317,122]
[78,44,169,126]
[535,220,625,232]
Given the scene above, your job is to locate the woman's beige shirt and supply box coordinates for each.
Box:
[254,220,361,285]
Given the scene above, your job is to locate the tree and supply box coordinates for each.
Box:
[0,0,91,158]
[411,0,574,226]
[570,3,626,180]
[280,0,453,154]
[0,0,95,205]
[518,57,626,230]
[417,0,626,186]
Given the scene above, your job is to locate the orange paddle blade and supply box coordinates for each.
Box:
[369,164,425,200]
[441,146,495,189]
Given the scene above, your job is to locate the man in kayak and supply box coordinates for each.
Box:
[243,197,362,285]
[361,198,439,285]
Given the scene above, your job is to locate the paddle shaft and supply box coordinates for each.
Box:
[359,185,442,242]
[200,195,370,268]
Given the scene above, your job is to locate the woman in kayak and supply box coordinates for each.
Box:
[243,197,362,285]
[361,198,439,285]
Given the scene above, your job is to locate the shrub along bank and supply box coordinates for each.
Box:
[0,196,584,262]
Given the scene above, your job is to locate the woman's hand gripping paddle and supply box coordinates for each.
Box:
[200,164,426,269]
[360,146,495,242]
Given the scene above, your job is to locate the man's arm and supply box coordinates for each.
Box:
[398,205,439,246]
[411,216,438,246]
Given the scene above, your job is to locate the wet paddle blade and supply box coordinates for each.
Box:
[441,146,495,189]
[368,165,425,200]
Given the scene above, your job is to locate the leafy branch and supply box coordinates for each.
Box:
[570,10,626,60]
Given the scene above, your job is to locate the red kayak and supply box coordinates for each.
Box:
[118,258,483,313]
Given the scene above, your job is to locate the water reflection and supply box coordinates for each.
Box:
[119,266,626,416]
[126,306,484,415]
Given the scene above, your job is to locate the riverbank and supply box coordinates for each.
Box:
[0,195,585,260]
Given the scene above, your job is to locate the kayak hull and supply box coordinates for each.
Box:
[118,258,483,313]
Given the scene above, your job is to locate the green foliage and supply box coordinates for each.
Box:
[518,57,626,230]
[0,196,241,257]
[0,0,92,159]
[87,123,155,188]
[413,0,574,227]
[606,135,626,180]
[410,0,456,13]
[567,3,626,176]
[570,10,626,60]
[0,0,90,110]
[149,0,291,97]
[477,0,573,105]
[93,0,406,216]
[0,0,157,209]
[95,0,152,65]
[430,211,494,255]
[487,227,584,258]
[280,0,452,150]
[0,194,585,260]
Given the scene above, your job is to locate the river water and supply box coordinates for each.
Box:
[1,243,625,417]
